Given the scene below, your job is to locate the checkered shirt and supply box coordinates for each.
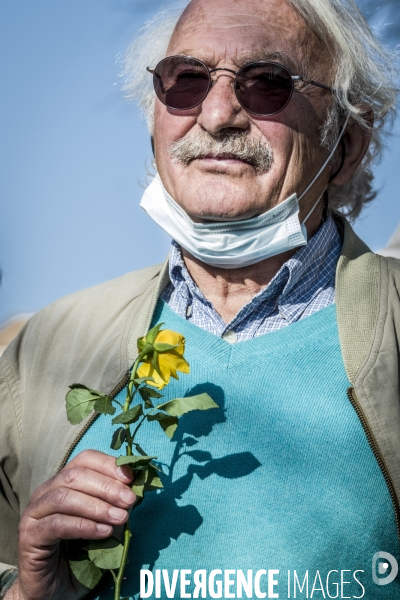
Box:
[162,212,342,342]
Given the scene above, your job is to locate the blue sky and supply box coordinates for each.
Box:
[0,0,399,323]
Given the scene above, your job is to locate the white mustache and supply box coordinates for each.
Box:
[169,131,274,174]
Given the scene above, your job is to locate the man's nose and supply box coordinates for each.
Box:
[197,73,250,135]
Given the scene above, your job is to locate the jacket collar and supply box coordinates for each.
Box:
[137,215,377,384]
[334,214,380,383]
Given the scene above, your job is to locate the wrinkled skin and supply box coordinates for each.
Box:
[154,0,368,224]
[9,451,135,600]
[153,0,371,323]
[7,1,372,598]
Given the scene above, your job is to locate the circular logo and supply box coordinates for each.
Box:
[372,552,398,585]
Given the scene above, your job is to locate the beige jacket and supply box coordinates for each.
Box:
[1,217,400,576]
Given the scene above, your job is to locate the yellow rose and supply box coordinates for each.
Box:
[136,328,190,389]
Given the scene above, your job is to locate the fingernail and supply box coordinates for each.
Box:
[96,523,112,534]
[109,507,127,522]
[120,488,136,505]
[116,466,133,480]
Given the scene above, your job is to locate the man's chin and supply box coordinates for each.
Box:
[183,203,262,223]
[167,166,272,222]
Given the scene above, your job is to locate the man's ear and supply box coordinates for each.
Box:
[151,136,155,157]
[329,105,374,186]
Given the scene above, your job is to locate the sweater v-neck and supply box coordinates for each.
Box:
[151,298,339,370]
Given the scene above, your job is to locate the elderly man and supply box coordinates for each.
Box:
[1,0,400,598]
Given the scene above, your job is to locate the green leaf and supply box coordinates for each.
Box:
[139,344,154,360]
[149,461,162,472]
[69,383,103,396]
[133,376,155,386]
[140,386,162,399]
[133,442,148,456]
[87,537,124,570]
[153,343,178,353]
[112,404,143,425]
[144,465,164,491]
[145,322,164,345]
[132,465,163,498]
[139,388,153,409]
[156,393,219,417]
[69,557,103,589]
[151,351,165,381]
[139,386,163,409]
[66,386,99,425]
[116,455,157,470]
[131,469,147,497]
[94,396,116,416]
[137,338,146,352]
[146,387,163,398]
[147,413,179,439]
[110,427,127,451]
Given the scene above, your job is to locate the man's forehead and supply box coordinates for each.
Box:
[174,48,299,72]
[167,0,320,72]
[174,0,301,28]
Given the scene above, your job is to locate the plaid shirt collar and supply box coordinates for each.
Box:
[166,211,341,331]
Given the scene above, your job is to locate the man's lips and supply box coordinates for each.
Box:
[192,154,255,167]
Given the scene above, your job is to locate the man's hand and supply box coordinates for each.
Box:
[15,450,136,600]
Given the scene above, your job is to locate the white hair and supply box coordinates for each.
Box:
[121,0,398,220]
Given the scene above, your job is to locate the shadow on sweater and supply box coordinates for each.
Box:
[92,383,261,598]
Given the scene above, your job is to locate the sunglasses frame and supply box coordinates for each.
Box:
[147,55,336,117]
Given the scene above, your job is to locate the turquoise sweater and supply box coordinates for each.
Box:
[71,300,400,599]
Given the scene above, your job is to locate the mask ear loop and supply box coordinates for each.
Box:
[321,190,329,222]
[300,112,350,226]
[328,137,346,183]
[321,137,346,223]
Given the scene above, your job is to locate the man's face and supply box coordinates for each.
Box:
[153,0,335,223]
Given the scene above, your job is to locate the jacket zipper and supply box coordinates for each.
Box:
[58,370,131,471]
[58,378,400,539]
[347,386,400,541]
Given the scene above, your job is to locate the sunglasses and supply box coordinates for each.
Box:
[147,55,335,117]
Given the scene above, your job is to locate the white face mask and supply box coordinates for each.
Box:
[140,115,349,269]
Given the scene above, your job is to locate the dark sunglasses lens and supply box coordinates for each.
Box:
[153,56,210,110]
[236,63,293,115]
